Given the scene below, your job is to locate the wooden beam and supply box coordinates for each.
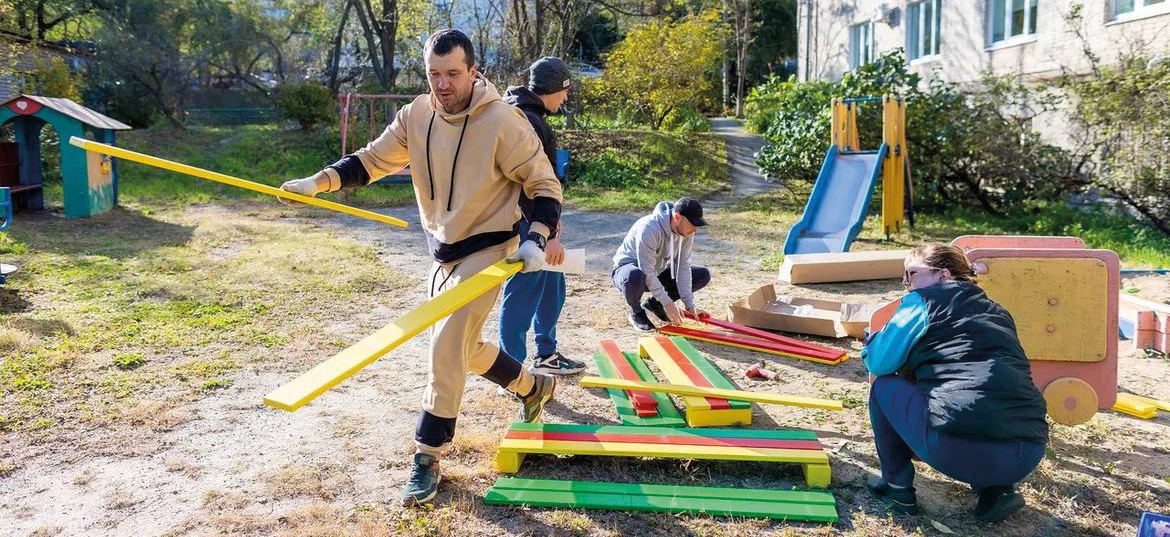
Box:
[68,137,408,228]
[264,260,521,411]
[579,377,844,411]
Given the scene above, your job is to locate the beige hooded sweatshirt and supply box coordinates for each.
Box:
[322,75,562,262]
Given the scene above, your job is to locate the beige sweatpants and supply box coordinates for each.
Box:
[417,238,535,456]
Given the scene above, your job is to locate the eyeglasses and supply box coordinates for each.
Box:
[902,267,937,287]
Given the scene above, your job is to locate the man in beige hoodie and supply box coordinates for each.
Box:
[278,29,562,507]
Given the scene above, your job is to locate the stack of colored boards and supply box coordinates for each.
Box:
[1113,393,1169,419]
[640,336,752,427]
[496,423,832,487]
[591,340,686,427]
[660,313,849,365]
[484,477,839,522]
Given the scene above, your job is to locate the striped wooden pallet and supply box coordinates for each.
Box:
[496,423,832,487]
[484,477,839,522]
[640,336,751,427]
[591,348,686,428]
[600,340,658,416]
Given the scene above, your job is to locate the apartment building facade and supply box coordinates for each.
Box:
[797,0,1170,84]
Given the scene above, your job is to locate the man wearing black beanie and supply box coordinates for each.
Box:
[498,56,586,376]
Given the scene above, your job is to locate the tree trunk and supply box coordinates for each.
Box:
[327,0,353,92]
[380,0,398,89]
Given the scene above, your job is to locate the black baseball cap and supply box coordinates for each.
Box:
[674,197,707,227]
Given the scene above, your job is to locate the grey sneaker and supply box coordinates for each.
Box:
[532,351,586,375]
[401,453,441,507]
[628,309,656,332]
[517,373,556,423]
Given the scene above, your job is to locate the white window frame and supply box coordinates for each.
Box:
[907,0,942,61]
[1112,0,1170,21]
[987,0,1038,46]
[850,21,875,69]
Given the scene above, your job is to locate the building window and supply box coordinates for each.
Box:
[907,0,942,60]
[990,0,1038,44]
[850,21,874,68]
[1114,0,1168,18]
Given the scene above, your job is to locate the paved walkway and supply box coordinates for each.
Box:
[710,117,778,198]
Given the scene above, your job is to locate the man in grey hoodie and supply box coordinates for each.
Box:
[611,198,712,331]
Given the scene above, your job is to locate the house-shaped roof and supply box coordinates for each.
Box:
[1,94,131,130]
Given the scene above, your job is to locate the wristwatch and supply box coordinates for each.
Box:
[526,231,547,251]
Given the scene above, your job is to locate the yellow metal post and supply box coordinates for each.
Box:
[68,137,408,228]
[881,95,905,236]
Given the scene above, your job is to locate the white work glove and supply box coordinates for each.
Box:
[506,239,546,273]
[278,170,334,206]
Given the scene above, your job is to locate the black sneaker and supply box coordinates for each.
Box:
[628,309,656,332]
[401,453,441,507]
[517,373,556,423]
[974,485,1025,522]
[642,297,670,324]
[866,475,918,514]
[532,351,586,375]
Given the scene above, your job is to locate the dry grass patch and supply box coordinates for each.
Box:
[104,489,143,510]
[122,399,193,432]
[263,461,354,501]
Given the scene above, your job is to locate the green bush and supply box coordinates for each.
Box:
[662,107,711,133]
[276,82,334,131]
[572,152,647,188]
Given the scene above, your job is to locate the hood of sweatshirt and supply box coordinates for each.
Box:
[502,86,549,116]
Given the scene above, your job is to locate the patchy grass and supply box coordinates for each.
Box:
[560,130,730,212]
[0,205,412,435]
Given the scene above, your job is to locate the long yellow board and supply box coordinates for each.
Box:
[1114,393,1158,419]
[498,439,829,464]
[579,377,844,411]
[265,259,521,411]
[68,136,408,228]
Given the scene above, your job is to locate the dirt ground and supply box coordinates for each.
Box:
[2,202,1170,537]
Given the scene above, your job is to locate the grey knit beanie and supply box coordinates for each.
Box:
[528,57,571,95]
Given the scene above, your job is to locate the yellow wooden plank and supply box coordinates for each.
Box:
[638,337,710,411]
[498,439,829,464]
[579,377,844,411]
[686,408,753,427]
[68,136,408,228]
[1127,393,1170,412]
[264,260,521,411]
[1114,393,1158,419]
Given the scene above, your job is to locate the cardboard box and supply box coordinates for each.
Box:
[728,284,875,339]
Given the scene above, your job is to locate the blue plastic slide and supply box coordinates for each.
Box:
[782,144,888,255]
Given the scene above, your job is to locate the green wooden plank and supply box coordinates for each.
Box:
[591,352,640,425]
[491,477,834,505]
[507,422,819,441]
[591,353,686,427]
[622,351,685,422]
[668,337,751,410]
[484,488,838,522]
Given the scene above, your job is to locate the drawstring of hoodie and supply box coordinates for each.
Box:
[424,110,471,210]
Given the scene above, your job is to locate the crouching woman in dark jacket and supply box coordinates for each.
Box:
[862,243,1049,522]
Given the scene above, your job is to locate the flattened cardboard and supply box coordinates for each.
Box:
[728,284,875,339]
[779,250,910,284]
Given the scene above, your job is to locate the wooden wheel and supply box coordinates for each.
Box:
[1043,377,1099,426]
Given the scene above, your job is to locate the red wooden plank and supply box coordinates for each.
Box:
[660,326,848,364]
[654,336,732,410]
[684,311,844,357]
[505,430,824,450]
[600,340,658,414]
